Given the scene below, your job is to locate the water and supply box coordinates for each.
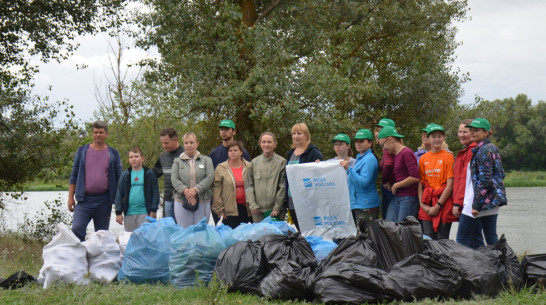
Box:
[2,187,545,254]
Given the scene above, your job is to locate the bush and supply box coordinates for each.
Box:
[17,196,72,243]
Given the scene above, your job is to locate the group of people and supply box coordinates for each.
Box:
[68,117,507,249]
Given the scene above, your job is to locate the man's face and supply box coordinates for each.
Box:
[220,127,235,141]
[92,128,108,145]
[160,135,179,152]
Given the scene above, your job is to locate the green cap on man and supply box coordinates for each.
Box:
[426,123,445,135]
[219,119,236,130]
[331,133,351,144]
[466,118,490,131]
[378,126,404,139]
[375,118,395,128]
[352,129,373,140]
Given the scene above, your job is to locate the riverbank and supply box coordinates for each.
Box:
[1,234,544,305]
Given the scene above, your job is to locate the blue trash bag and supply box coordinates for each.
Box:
[169,217,226,288]
[225,222,282,247]
[260,216,296,235]
[305,236,337,262]
[118,217,182,283]
[216,223,233,242]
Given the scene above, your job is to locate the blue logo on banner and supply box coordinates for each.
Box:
[313,217,323,226]
[303,178,313,188]
[313,216,345,227]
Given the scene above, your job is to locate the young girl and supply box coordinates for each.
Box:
[342,129,380,226]
[418,124,457,240]
[114,147,159,232]
[329,133,356,168]
[246,132,287,222]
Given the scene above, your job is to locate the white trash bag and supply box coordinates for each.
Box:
[118,231,132,259]
[286,161,357,239]
[37,223,89,288]
[83,230,122,283]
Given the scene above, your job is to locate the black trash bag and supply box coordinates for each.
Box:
[258,231,317,272]
[0,271,35,289]
[366,216,424,270]
[318,234,378,269]
[214,240,266,294]
[424,239,501,298]
[259,260,315,301]
[521,254,546,286]
[477,234,522,289]
[386,252,463,301]
[314,262,396,304]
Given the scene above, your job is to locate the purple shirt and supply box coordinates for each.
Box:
[393,147,419,197]
[85,146,110,194]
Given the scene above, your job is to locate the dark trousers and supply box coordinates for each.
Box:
[381,186,394,219]
[288,208,300,232]
[72,193,111,241]
[421,220,452,240]
[223,204,252,229]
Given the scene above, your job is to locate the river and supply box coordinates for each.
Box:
[1,187,545,254]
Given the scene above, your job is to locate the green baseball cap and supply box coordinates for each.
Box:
[331,133,351,144]
[420,123,434,133]
[375,118,396,128]
[352,129,373,140]
[426,123,445,135]
[466,118,490,131]
[378,126,404,139]
[219,119,236,130]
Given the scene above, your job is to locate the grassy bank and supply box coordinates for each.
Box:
[1,234,544,304]
[504,171,546,187]
[21,180,68,192]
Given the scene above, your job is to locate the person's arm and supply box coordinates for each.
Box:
[273,159,287,216]
[114,150,122,186]
[245,162,259,214]
[391,177,420,195]
[153,157,163,178]
[68,147,80,212]
[381,150,394,185]
[171,159,188,194]
[212,167,225,218]
[429,177,454,217]
[68,184,76,212]
[348,156,377,188]
[472,145,494,211]
[194,157,215,195]
[391,152,420,195]
[418,181,430,215]
[149,170,160,214]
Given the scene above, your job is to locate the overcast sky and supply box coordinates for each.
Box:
[32,0,546,124]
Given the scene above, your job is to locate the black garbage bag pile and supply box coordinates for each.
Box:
[215,231,317,301]
[478,234,522,289]
[521,253,546,286]
[424,239,501,298]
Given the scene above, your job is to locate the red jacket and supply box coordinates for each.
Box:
[452,142,477,206]
[419,184,458,232]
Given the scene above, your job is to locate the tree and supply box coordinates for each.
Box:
[0,0,125,205]
[133,0,468,157]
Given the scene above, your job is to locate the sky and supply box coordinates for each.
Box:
[32,0,546,124]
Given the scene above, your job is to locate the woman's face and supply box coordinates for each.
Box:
[428,131,444,149]
[421,132,430,146]
[458,124,472,146]
[292,130,307,146]
[470,127,489,143]
[355,139,372,153]
[228,146,243,161]
[333,141,350,157]
[260,135,276,155]
[183,135,199,155]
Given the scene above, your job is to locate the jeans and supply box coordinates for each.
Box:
[386,196,419,222]
[164,200,176,224]
[456,214,485,249]
[72,193,111,241]
[478,214,498,245]
[381,186,394,219]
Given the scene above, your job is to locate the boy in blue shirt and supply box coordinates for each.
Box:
[115,147,159,232]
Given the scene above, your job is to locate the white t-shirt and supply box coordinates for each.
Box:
[462,163,498,218]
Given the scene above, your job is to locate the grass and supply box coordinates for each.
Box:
[504,171,546,187]
[1,233,545,304]
[22,180,68,192]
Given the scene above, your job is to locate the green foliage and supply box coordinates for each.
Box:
[129,0,468,157]
[476,95,546,171]
[17,196,73,243]
[504,171,546,187]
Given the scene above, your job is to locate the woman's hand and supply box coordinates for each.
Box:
[116,215,123,225]
[270,210,279,217]
[471,209,479,217]
[184,187,198,197]
[428,204,441,217]
[187,195,197,205]
[251,209,260,215]
[390,183,399,195]
[340,160,350,170]
[149,212,157,219]
[452,206,460,218]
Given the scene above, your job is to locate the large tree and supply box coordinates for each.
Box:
[134,0,468,156]
[0,0,125,201]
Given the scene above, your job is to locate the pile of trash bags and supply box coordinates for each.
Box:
[33,215,546,301]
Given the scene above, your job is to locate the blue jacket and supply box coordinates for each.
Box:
[346,149,380,209]
[69,144,122,204]
[114,166,159,215]
[470,138,507,211]
[209,144,251,168]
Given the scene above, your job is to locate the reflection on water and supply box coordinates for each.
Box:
[2,187,546,254]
